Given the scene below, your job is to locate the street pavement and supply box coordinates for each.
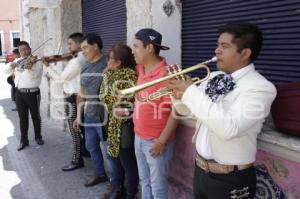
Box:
[0,63,109,199]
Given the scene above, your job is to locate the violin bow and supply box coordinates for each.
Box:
[31,37,53,54]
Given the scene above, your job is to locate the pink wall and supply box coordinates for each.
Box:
[0,0,20,55]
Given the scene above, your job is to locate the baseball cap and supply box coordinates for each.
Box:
[135,28,170,50]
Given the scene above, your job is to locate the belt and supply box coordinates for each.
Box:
[195,155,253,174]
[18,88,39,93]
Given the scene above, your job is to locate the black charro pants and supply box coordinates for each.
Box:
[193,163,256,199]
[15,89,42,143]
[65,94,85,164]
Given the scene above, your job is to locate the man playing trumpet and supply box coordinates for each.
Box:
[168,22,277,199]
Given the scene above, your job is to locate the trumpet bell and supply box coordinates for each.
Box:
[118,56,217,100]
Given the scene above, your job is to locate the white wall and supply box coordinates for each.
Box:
[127,0,182,65]
[152,0,181,65]
[126,0,152,44]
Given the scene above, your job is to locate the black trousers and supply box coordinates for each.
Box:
[15,89,42,143]
[65,94,85,164]
[11,85,16,102]
[119,147,139,198]
[193,163,256,199]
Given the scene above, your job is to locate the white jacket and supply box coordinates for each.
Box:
[46,52,86,94]
[3,57,43,89]
[181,64,277,165]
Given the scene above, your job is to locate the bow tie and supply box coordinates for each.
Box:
[15,59,27,71]
[205,73,236,102]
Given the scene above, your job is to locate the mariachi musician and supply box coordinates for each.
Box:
[3,41,44,151]
[43,32,89,171]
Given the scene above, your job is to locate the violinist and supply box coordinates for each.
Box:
[44,32,88,172]
[3,41,44,151]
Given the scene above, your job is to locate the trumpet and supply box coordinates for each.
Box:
[118,56,217,101]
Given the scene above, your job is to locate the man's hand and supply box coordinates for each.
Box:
[73,118,81,131]
[11,62,17,69]
[113,108,129,117]
[42,56,51,67]
[150,138,165,158]
[26,55,38,69]
[167,75,193,99]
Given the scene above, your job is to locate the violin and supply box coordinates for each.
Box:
[21,52,76,69]
[13,55,39,70]
[17,38,53,69]
[42,52,74,66]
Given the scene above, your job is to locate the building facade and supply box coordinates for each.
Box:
[0,0,20,56]
[19,0,300,198]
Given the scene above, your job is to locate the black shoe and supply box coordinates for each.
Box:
[62,161,84,171]
[36,138,44,145]
[102,185,122,199]
[17,142,29,151]
[84,175,108,187]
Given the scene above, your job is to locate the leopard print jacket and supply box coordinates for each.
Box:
[99,67,137,157]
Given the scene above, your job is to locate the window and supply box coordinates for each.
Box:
[12,32,20,48]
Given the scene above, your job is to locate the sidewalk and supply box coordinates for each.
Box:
[0,67,109,199]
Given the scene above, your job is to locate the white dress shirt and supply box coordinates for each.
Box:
[181,63,277,165]
[3,57,43,89]
[46,52,86,94]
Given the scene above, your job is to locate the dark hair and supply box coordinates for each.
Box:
[109,44,136,69]
[12,48,20,55]
[82,33,103,50]
[141,41,160,56]
[218,22,263,62]
[17,41,30,48]
[69,32,83,43]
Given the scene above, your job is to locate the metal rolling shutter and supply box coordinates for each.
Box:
[82,0,126,54]
[182,0,300,85]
